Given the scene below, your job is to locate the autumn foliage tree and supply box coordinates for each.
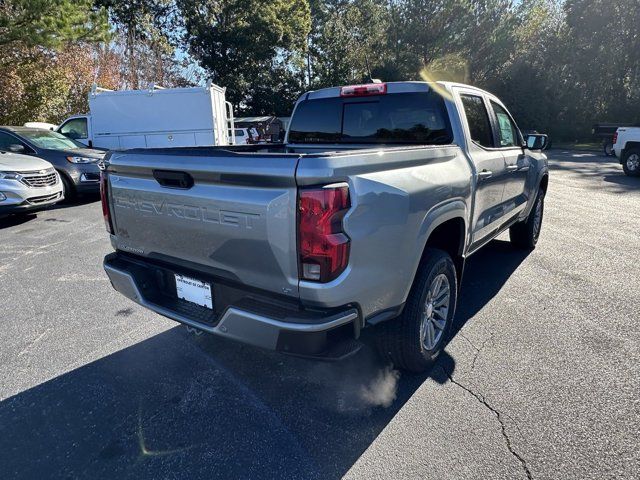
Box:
[0,0,189,125]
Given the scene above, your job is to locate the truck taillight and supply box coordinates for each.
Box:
[340,83,387,97]
[100,171,114,234]
[298,184,350,282]
[613,131,618,144]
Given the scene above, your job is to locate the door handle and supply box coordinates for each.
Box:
[477,170,493,180]
[153,170,194,189]
[506,165,519,172]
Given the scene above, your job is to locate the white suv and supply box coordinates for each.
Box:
[0,151,64,216]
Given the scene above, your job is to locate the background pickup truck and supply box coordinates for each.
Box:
[101,81,549,372]
[591,123,637,157]
[613,127,640,176]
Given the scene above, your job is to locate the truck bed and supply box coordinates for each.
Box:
[104,142,463,304]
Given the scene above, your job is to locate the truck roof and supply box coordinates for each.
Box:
[302,81,494,101]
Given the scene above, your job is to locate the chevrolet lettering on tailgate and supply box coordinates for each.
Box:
[113,194,260,228]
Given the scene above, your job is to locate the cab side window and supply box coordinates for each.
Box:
[460,94,494,148]
[491,101,520,148]
[59,118,88,140]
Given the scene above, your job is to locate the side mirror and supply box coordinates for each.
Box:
[526,134,548,151]
[8,144,25,153]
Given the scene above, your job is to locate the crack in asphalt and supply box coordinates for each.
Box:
[457,332,479,352]
[440,366,533,480]
[16,328,51,357]
[470,334,494,372]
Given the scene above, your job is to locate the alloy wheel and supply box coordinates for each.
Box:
[627,154,640,172]
[533,196,544,241]
[420,273,451,351]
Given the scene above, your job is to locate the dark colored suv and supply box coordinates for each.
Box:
[0,127,105,198]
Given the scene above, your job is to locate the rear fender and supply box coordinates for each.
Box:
[407,200,468,293]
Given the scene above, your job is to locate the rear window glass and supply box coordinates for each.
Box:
[460,94,493,148]
[288,92,452,145]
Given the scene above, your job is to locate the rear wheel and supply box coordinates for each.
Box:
[604,141,614,157]
[510,189,545,249]
[376,248,457,373]
[622,149,640,177]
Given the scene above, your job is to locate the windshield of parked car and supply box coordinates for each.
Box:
[17,129,84,150]
[288,91,453,145]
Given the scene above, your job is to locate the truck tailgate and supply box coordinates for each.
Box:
[106,150,301,297]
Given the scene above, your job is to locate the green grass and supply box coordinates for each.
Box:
[553,142,602,151]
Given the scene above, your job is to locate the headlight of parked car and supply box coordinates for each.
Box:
[66,156,97,164]
[0,171,20,180]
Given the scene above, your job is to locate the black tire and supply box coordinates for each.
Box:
[604,142,614,157]
[510,190,545,249]
[622,148,640,177]
[60,174,76,201]
[376,248,457,373]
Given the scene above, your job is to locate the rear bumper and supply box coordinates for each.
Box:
[103,252,360,357]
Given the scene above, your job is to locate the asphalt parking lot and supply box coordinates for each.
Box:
[0,150,638,480]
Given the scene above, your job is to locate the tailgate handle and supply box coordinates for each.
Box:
[153,170,194,189]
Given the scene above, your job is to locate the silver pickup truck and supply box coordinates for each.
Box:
[102,81,549,372]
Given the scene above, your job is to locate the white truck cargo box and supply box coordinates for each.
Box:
[57,83,235,150]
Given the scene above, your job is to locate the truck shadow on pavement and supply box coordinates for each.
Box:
[0,240,529,480]
[451,239,531,339]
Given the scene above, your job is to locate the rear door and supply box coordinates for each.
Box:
[457,91,508,248]
[106,150,301,297]
[210,87,231,146]
[488,99,529,219]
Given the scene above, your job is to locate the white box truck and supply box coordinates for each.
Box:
[56,83,235,150]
